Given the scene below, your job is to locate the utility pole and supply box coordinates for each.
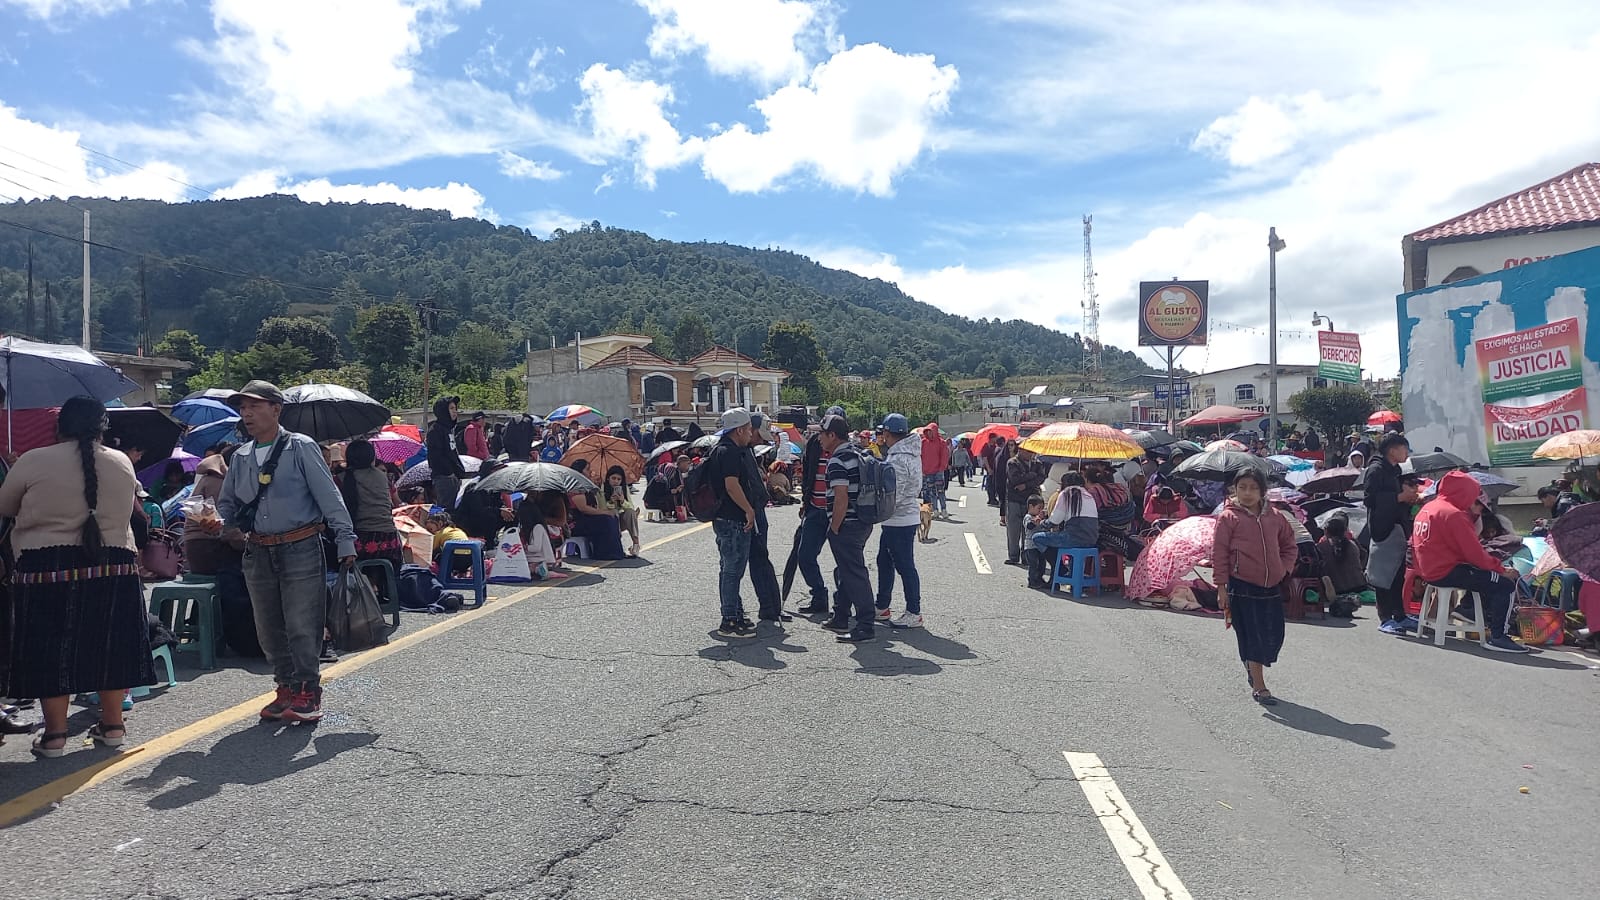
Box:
[1267,227,1287,450]
[24,241,33,339]
[138,257,149,355]
[1081,214,1101,391]
[417,298,443,409]
[81,208,91,350]
[43,280,53,342]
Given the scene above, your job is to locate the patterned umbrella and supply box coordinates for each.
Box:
[1206,439,1248,452]
[171,397,238,426]
[1550,502,1600,582]
[1268,454,1316,487]
[562,434,646,483]
[368,431,423,464]
[395,455,483,490]
[1019,422,1143,460]
[647,440,689,463]
[1533,429,1600,460]
[547,404,605,426]
[1127,516,1217,600]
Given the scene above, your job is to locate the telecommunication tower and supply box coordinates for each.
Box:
[1081,214,1101,387]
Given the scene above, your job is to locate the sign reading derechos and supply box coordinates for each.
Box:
[1317,331,1362,384]
[1475,317,1582,403]
[1482,387,1588,465]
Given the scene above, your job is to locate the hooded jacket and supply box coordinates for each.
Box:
[1212,498,1298,589]
[921,424,951,476]
[426,397,467,479]
[462,419,489,459]
[882,431,924,527]
[1411,470,1500,582]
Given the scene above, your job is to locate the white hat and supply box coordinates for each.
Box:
[719,407,752,430]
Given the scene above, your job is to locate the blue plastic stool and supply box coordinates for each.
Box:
[151,643,177,687]
[148,579,221,669]
[354,558,402,629]
[439,539,487,609]
[1051,547,1101,598]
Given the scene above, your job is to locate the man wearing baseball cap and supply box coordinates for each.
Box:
[210,380,358,722]
[817,413,876,642]
[874,413,925,627]
[707,407,763,638]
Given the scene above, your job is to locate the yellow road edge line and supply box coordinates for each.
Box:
[0,520,713,828]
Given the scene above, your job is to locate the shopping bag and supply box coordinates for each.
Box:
[328,564,390,652]
[489,528,533,583]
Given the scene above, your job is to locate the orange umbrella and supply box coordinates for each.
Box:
[1367,410,1402,426]
[970,423,1019,457]
[561,434,646,483]
[1533,429,1600,460]
[1019,422,1143,459]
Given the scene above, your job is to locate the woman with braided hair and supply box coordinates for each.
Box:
[0,395,154,757]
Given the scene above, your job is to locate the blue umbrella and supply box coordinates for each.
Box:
[171,397,238,426]
[182,417,243,455]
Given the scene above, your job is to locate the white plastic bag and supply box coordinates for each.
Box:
[489,527,532,583]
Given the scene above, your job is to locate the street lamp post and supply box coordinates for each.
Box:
[1311,312,1334,332]
[1267,227,1287,450]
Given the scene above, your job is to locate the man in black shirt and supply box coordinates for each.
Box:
[1363,432,1420,634]
[1003,444,1046,565]
[708,408,761,638]
[657,419,682,445]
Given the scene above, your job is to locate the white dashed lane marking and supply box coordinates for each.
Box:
[958,494,968,508]
[963,532,992,574]
[1062,752,1193,900]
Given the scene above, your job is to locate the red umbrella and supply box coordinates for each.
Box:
[970,423,1019,457]
[1178,405,1264,428]
[1367,410,1402,426]
[382,422,423,443]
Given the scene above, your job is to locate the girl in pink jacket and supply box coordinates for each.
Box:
[1213,468,1298,705]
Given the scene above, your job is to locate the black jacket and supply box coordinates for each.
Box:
[426,396,468,479]
[800,434,824,508]
[1362,458,1407,542]
[502,415,535,460]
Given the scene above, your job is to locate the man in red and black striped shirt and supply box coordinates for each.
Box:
[792,407,845,615]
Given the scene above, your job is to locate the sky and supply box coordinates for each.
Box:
[1,0,1598,379]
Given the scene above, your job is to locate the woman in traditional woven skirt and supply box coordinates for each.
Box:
[0,396,154,757]
[1212,468,1298,706]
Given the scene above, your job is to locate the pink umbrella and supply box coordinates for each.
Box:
[368,431,422,464]
[1126,516,1218,600]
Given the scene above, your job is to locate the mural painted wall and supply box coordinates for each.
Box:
[1397,245,1600,464]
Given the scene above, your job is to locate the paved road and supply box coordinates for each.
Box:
[3,481,1598,899]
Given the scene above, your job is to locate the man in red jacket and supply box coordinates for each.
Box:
[920,423,952,519]
[1410,470,1529,653]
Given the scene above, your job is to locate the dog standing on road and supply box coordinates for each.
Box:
[918,501,935,543]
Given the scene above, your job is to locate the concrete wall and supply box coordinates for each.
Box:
[526,369,630,422]
[1425,227,1600,287]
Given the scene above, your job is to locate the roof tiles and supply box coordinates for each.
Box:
[1409,163,1600,242]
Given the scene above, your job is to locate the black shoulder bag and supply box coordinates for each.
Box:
[235,437,290,535]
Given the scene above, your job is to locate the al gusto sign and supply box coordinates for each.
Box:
[1138,281,1208,346]
[1483,387,1588,465]
[1475,317,1582,402]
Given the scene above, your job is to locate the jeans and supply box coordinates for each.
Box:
[1430,563,1516,638]
[749,507,782,617]
[796,506,831,606]
[875,524,922,614]
[922,474,947,513]
[1004,500,1028,562]
[242,533,328,686]
[713,518,752,620]
[828,520,874,633]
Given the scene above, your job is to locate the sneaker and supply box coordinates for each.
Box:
[836,629,874,643]
[821,618,852,633]
[1485,635,1531,653]
[717,619,756,639]
[1003,559,1023,567]
[320,639,340,663]
[1379,620,1406,636]
[260,684,293,720]
[737,616,756,630]
[1397,615,1420,633]
[891,611,924,628]
[875,607,893,622]
[280,682,323,723]
[795,601,830,616]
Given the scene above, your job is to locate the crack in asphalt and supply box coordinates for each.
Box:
[1099,791,1182,900]
[607,790,1079,819]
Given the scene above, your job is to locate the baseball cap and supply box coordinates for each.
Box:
[227,379,285,408]
[720,407,753,430]
[820,414,850,439]
[825,405,846,418]
[881,413,910,435]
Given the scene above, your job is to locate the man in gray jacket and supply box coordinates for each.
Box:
[212,380,356,723]
[873,414,925,627]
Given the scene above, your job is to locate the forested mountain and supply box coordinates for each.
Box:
[0,195,1152,389]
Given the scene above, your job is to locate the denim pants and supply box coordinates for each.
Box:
[713,518,752,620]
[796,506,831,606]
[875,524,922,614]
[828,520,875,631]
[1430,563,1516,638]
[750,507,782,617]
[922,474,947,512]
[242,533,329,686]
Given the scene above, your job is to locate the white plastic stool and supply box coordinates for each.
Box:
[1417,584,1487,648]
[562,537,592,559]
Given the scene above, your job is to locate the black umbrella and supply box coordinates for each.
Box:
[1171,449,1274,483]
[281,383,391,443]
[105,407,183,462]
[182,388,237,403]
[1301,466,1363,494]
[1404,451,1472,476]
[1129,429,1178,450]
[472,461,597,495]
[1300,496,1356,521]
[646,440,689,463]
[691,433,721,450]
[1170,439,1204,455]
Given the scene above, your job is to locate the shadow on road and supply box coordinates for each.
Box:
[698,626,808,670]
[882,626,977,661]
[1261,700,1395,749]
[1426,641,1591,669]
[123,725,378,810]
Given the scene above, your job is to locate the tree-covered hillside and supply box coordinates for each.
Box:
[0,195,1153,403]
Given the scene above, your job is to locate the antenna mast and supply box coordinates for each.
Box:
[1081,214,1101,388]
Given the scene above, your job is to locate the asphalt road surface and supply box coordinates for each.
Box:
[3,481,1598,900]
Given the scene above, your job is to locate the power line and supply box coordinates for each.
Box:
[0,141,215,203]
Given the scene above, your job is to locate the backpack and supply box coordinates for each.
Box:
[398,564,464,613]
[682,460,720,523]
[841,446,896,525]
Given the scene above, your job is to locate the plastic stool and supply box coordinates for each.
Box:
[1283,577,1328,620]
[1051,547,1101,598]
[1098,552,1125,593]
[151,644,177,687]
[562,537,592,559]
[354,558,402,629]
[439,539,487,609]
[1417,584,1487,648]
[148,580,220,669]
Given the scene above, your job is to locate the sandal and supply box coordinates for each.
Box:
[31,731,70,758]
[1252,689,1278,706]
[88,722,127,748]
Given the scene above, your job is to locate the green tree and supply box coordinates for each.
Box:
[352,303,419,370]
[931,372,954,399]
[302,364,371,394]
[1289,385,1376,447]
[880,359,913,389]
[988,363,1008,389]
[240,342,313,386]
[503,374,519,408]
[196,280,289,352]
[154,329,207,364]
[672,312,713,361]
[1385,378,1402,414]
[255,317,341,369]
[453,322,510,381]
[370,364,422,409]
[763,321,824,398]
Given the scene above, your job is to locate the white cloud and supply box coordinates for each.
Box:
[216,171,494,220]
[637,0,835,86]
[578,64,703,188]
[0,104,194,202]
[496,151,564,181]
[517,46,558,95]
[1,0,129,19]
[522,209,587,236]
[698,43,958,195]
